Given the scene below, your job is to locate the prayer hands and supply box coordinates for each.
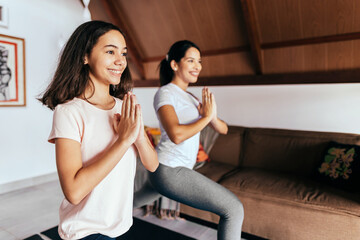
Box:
[113,92,143,145]
[198,87,217,121]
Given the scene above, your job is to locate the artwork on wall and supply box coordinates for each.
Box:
[0,34,26,107]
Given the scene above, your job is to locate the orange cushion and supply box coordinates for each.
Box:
[145,126,161,147]
[197,143,210,162]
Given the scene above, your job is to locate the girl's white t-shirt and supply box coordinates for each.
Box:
[153,83,201,169]
[48,97,136,240]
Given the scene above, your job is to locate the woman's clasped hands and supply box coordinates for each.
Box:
[113,92,145,146]
[198,87,217,122]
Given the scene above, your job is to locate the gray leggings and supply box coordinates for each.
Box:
[134,163,244,240]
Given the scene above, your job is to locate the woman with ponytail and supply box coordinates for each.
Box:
[134,40,244,240]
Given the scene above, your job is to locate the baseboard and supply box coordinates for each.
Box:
[0,172,58,194]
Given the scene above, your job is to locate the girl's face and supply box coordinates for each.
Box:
[85,30,127,88]
[173,47,202,84]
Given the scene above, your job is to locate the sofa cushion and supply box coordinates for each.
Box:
[196,161,237,182]
[315,141,360,192]
[220,168,360,217]
[242,127,360,175]
[208,126,245,166]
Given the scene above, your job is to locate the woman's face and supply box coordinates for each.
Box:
[174,47,202,84]
[85,30,127,87]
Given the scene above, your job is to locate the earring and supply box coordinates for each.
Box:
[174,68,177,71]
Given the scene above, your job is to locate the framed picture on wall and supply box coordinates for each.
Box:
[0,34,26,107]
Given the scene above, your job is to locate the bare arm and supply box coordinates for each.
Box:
[158,105,212,144]
[56,137,132,205]
[208,88,228,134]
[133,96,159,172]
[55,93,141,205]
[210,117,228,134]
[135,132,159,172]
[157,87,215,144]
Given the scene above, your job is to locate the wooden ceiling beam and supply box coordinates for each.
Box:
[102,0,145,80]
[262,32,360,49]
[143,46,251,63]
[134,69,360,87]
[240,0,263,75]
[195,70,360,86]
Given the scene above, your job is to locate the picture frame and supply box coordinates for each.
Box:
[0,34,26,107]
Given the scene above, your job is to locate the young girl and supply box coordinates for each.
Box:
[39,21,158,240]
[134,40,244,240]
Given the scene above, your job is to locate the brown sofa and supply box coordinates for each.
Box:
[180,126,360,240]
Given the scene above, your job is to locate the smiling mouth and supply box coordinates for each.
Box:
[190,71,199,77]
[109,69,122,74]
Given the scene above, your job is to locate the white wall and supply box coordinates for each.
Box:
[134,83,360,134]
[0,0,84,186]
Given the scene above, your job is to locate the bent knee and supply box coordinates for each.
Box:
[225,198,244,222]
[234,199,244,222]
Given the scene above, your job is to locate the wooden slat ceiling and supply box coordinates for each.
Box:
[87,0,360,86]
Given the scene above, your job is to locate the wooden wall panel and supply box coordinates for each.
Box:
[263,46,304,73]
[255,0,360,44]
[299,0,327,38]
[89,0,113,23]
[144,61,160,80]
[182,0,219,50]
[111,0,247,59]
[253,0,281,43]
[128,62,142,80]
[354,0,360,31]
[263,39,360,74]
[325,0,354,35]
[151,0,188,48]
[170,0,204,47]
[352,40,360,68]
[327,41,353,70]
[275,0,303,40]
[141,52,254,81]
[200,52,255,77]
[118,0,166,58]
[303,44,327,71]
[205,0,248,48]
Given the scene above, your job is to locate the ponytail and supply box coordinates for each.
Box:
[159,58,173,86]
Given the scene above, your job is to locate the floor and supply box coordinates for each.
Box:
[0,181,63,240]
[0,180,228,240]
[133,208,217,240]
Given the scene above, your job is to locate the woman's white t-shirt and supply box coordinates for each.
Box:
[153,83,201,169]
[48,97,136,240]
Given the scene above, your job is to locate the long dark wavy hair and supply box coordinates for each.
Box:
[39,20,132,110]
[159,40,200,86]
